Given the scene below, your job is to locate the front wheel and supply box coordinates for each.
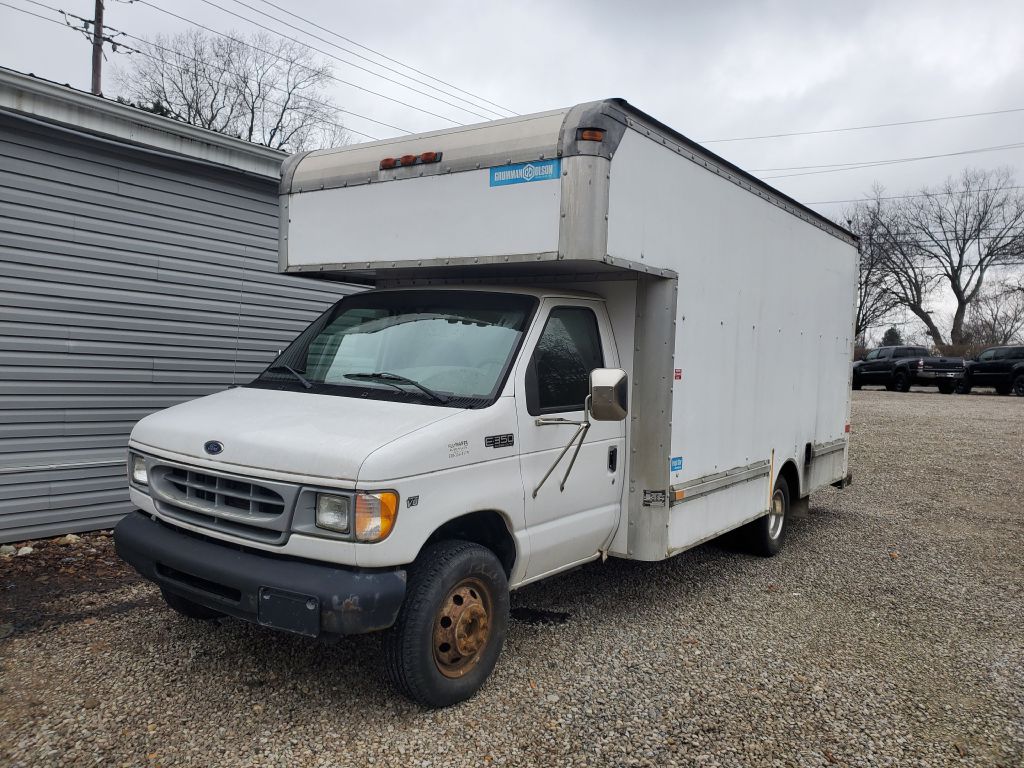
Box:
[1013,374,1024,397]
[955,378,972,394]
[383,540,509,708]
[740,475,790,557]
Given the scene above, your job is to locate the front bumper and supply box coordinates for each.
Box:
[115,512,406,636]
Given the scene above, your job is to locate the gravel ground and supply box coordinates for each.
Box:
[1,390,1022,767]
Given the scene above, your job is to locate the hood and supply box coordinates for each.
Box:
[129,387,456,482]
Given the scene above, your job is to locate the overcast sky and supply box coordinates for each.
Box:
[2,0,1022,215]
[2,0,1023,339]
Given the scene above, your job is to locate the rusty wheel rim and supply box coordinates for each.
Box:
[433,577,492,679]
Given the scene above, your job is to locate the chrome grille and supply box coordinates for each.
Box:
[147,461,297,545]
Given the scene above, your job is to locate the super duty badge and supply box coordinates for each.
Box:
[484,434,515,448]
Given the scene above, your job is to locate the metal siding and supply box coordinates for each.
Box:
[0,112,350,543]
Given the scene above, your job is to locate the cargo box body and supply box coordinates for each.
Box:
[278,99,857,562]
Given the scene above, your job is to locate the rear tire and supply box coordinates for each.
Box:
[740,475,790,557]
[160,588,223,620]
[852,378,862,391]
[1013,375,1024,397]
[893,371,911,392]
[383,540,509,708]
[937,381,955,394]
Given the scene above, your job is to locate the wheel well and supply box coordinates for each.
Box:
[424,511,516,578]
[778,460,801,500]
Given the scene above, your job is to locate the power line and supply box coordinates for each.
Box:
[187,0,485,123]
[808,186,1024,206]
[3,1,385,142]
[128,0,466,126]
[227,0,510,120]
[758,142,1024,180]
[700,106,1024,144]
[18,0,408,138]
[253,0,516,117]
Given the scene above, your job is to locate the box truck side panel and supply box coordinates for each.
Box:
[285,167,563,268]
[607,128,856,555]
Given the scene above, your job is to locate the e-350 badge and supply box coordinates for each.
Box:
[484,434,514,448]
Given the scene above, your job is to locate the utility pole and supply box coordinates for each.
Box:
[90,0,104,95]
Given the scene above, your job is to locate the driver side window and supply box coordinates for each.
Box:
[526,307,604,416]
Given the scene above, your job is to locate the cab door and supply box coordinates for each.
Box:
[972,348,998,385]
[515,301,625,581]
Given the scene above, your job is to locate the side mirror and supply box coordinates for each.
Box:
[589,368,628,421]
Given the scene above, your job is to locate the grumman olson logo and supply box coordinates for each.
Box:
[489,159,561,187]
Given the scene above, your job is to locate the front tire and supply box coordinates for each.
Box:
[955,378,972,394]
[1013,374,1024,397]
[383,540,509,708]
[160,588,223,620]
[740,475,790,557]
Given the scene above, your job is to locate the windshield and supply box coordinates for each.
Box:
[249,290,538,407]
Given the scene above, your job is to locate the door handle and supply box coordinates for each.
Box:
[608,446,617,472]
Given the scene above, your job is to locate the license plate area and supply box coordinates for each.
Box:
[257,587,320,637]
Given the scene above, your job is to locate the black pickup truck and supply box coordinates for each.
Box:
[957,345,1024,396]
[852,346,964,393]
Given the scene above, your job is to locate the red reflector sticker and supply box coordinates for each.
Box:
[845,424,852,433]
[674,369,682,381]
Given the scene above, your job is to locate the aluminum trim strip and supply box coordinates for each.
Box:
[670,460,771,505]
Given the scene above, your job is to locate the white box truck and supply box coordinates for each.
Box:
[115,99,858,707]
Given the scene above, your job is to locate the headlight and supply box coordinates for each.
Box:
[355,491,398,542]
[130,454,148,486]
[315,493,351,533]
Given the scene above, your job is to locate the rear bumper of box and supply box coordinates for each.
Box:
[114,511,406,636]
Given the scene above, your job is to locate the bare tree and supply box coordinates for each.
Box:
[116,30,346,151]
[962,280,1024,345]
[866,190,947,345]
[876,168,1024,346]
[844,194,900,342]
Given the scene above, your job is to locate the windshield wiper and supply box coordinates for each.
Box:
[344,372,449,404]
[265,364,312,389]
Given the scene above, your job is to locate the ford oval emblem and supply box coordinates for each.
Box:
[204,440,224,455]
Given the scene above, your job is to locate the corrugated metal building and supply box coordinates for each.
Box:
[0,68,349,543]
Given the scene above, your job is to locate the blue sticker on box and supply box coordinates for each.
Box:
[490,159,561,187]
[671,457,683,472]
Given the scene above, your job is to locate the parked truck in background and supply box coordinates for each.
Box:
[852,346,964,393]
[114,99,859,707]
[958,345,1024,395]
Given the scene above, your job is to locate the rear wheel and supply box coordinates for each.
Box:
[937,380,955,394]
[852,377,862,391]
[160,588,223,620]
[740,475,790,557]
[1013,374,1024,397]
[893,371,911,392]
[383,540,508,708]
